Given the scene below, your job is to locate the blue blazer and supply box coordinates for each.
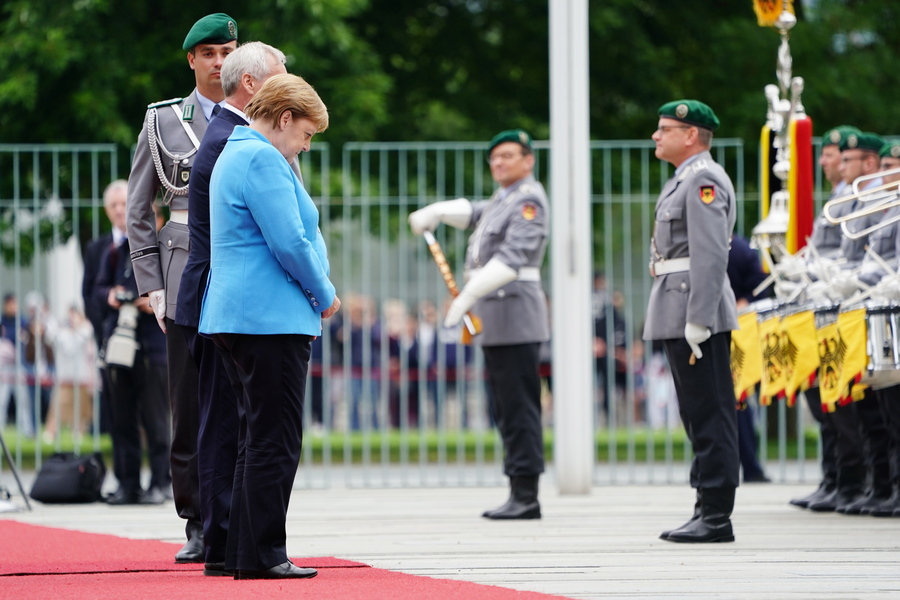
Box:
[199,126,335,336]
[176,108,248,328]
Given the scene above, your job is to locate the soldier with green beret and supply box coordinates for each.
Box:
[807,125,862,258]
[409,128,550,520]
[644,99,740,543]
[789,127,865,514]
[837,131,885,264]
[123,13,238,564]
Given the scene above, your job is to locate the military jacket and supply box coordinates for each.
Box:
[839,177,884,267]
[643,151,738,341]
[126,89,209,320]
[809,184,851,259]
[858,203,900,286]
[464,175,550,346]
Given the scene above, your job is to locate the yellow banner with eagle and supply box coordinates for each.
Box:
[758,314,787,405]
[731,311,762,408]
[781,310,819,406]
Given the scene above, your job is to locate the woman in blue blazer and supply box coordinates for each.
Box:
[200,73,340,580]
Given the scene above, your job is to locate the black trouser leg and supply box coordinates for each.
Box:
[167,319,201,527]
[482,343,545,478]
[664,333,740,489]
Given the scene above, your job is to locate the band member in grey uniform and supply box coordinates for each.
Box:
[409,129,549,520]
[643,100,739,543]
[125,13,238,563]
[789,125,862,511]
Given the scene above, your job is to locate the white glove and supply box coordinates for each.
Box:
[444,258,518,327]
[148,289,167,333]
[684,322,711,360]
[408,198,472,235]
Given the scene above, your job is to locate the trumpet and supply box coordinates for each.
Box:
[822,178,900,225]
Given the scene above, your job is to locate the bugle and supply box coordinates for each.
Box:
[822,178,900,225]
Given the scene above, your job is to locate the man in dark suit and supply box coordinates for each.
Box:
[81,181,129,434]
[175,41,287,577]
[125,13,238,563]
[643,100,740,543]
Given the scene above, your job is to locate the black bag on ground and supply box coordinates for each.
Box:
[30,452,107,503]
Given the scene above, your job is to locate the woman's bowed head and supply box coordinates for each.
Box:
[246,73,329,161]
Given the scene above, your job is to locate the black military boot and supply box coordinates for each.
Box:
[665,487,735,543]
[809,465,865,513]
[837,463,884,514]
[660,489,702,540]
[790,476,836,509]
[483,476,541,520]
[862,481,900,517]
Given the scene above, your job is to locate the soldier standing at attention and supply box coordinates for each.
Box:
[643,100,740,543]
[409,129,550,520]
[125,13,238,563]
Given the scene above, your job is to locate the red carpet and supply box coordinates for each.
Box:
[0,521,571,599]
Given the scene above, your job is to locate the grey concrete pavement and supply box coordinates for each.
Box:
[2,469,900,599]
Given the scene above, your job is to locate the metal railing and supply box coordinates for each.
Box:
[0,139,825,490]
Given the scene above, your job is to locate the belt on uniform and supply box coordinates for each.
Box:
[467,266,541,282]
[169,210,188,224]
[650,256,690,277]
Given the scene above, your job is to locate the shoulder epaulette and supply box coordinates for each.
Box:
[147,97,183,109]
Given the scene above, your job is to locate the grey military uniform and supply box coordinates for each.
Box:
[126,89,209,319]
[809,183,850,258]
[858,203,900,286]
[643,151,738,341]
[839,177,884,268]
[465,175,550,346]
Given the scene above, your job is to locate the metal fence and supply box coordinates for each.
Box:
[0,139,825,489]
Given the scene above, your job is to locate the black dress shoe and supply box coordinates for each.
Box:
[203,562,231,577]
[743,473,771,484]
[664,517,735,543]
[234,560,317,580]
[105,489,141,505]
[483,498,541,520]
[175,530,204,564]
[139,486,166,505]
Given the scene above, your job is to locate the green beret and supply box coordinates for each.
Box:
[822,125,861,147]
[183,13,238,51]
[657,99,720,132]
[488,129,533,153]
[880,142,900,160]
[840,131,884,153]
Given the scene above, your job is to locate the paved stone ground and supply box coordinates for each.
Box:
[2,469,900,600]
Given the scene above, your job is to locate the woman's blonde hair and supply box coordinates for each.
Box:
[245,73,329,132]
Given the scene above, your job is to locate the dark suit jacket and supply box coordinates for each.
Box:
[82,231,114,347]
[176,108,248,328]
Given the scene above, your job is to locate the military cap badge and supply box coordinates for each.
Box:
[829,130,841,145]
[892,145,900,158]
[847,134,858,149]
[676,104,689,119]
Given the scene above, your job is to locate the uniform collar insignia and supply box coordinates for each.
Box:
[182,104,195,121]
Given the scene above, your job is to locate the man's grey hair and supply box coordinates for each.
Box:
[697,128,713,148]
[103,179,128,208]
[221,41,286,97]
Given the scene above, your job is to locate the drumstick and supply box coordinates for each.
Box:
[689,353,696,365]
[422,230,482,343]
